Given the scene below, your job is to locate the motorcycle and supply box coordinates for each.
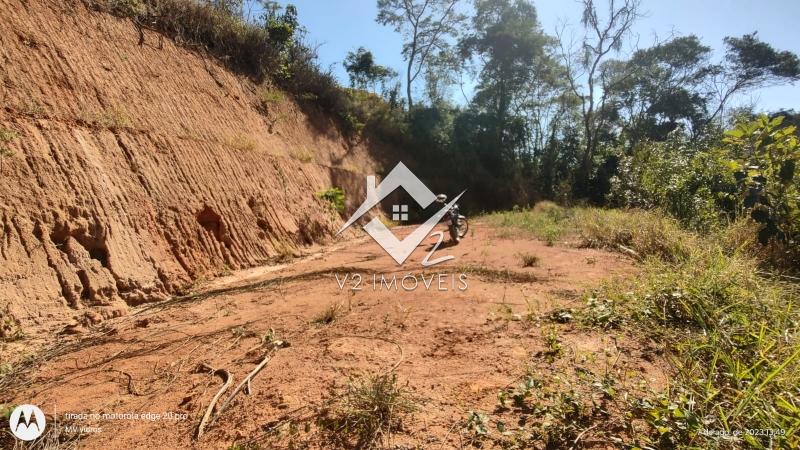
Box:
[436,194,469,243]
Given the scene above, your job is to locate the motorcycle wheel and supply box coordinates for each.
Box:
[449,224,460,243]
[457,217,469,238]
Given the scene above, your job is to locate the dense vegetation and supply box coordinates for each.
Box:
[95,0,798,224]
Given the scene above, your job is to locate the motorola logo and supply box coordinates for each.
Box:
[9,404,46,441]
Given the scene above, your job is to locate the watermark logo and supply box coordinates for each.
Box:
[337,162,464,266]
[9,404,46,441]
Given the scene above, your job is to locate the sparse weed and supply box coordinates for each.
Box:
[258,87,284,108]
[289,148,313,163]
[579,292,624,329]
[1,310,23,342]
[316,187,346,214]
[97,108,133,129]
[518,252,539,268]
[227,134,257,152]
[312,302,344,325]
[542,327,563,361]
[465,410,490,436]
[230,325,256,339]
[497,375,542,408]
[320,373,415,449]
[0,128,18,171]
[20,99,45,118]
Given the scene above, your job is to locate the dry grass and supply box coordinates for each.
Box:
[227,135,257,152]
[0,127,18,171]
[487,205,800,448]
[312,302,344,326]
[518,252,539,268]
[320,373,415,449]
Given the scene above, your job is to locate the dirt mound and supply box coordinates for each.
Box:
[0,0,391,333]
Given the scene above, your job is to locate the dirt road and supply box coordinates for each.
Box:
[2,221,667,449]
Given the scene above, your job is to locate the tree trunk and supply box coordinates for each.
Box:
[406,44,416,109]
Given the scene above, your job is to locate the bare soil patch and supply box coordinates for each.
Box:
[1,222,667,449]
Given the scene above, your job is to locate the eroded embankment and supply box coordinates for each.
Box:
[0,0,390,332]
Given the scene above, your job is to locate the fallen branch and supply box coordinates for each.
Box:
[571,423,599,449]
[211,351,274,422]
[617,244,642,261]
[195,363,232,439]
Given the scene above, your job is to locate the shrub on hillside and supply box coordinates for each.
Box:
[316,187,345,214]
[89,0,400,140]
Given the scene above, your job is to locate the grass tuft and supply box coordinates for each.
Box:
[320,373,415,449]
[518,252,539,268]
[1,310,23,342]
[312,302,344,325]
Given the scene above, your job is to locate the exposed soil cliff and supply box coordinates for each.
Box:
[0,0,391,333]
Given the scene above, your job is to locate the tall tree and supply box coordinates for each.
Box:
[708,32,800,123]
[457,0,554,206]
[607,35,714,143]
[558,0,641,194]
[376,0,466,108]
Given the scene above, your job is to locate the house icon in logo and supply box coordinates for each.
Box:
[338,162,464,265]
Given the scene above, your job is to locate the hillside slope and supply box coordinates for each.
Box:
[0,0,390,333]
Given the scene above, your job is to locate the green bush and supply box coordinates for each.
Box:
[608,135,737,233]
[316,187,345,214]
[725,115,799,247]
[610,115,799,269]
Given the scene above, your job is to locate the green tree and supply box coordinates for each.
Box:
[376,0,466,108]
[709,33,800,124]
[460,0,551,165]
[343,47,398,92]
[608,35,714,143]
[558,0,641,196]
[261,2,299,52]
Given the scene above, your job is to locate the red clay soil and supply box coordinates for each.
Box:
[0,0,397,337]
[1,223,669,449]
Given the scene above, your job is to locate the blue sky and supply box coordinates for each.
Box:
[248,0,800,112]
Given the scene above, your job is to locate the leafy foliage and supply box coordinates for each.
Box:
[610,115,799,267]
[725,115,800,246]
[316,187,346,214]
[343,47,397,92]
